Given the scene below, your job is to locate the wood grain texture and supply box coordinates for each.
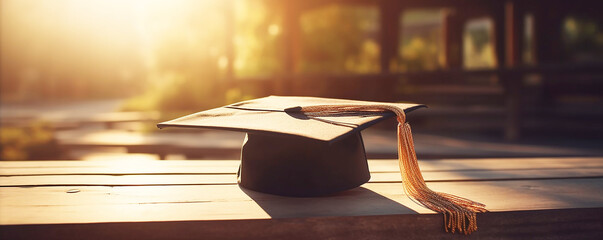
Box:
[2,179,603,225]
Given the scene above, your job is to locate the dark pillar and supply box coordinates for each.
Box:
[378,0,401,101]
[442,9,464,69]
[502,0,524,140]
[505,1,523,68]
[379,0,399,74]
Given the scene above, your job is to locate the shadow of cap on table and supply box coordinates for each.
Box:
[240,186,418,218]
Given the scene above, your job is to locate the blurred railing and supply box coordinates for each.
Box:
[225,62,603,139]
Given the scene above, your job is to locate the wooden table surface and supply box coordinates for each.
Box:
[1,157,603,239]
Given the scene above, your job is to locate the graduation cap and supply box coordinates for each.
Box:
[158,96,423,196]
[158,96,486,234]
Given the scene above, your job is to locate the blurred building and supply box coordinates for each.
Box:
[221,0,603,140]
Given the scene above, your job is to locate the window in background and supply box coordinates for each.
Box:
[297,4,380,74]
[562,16,603,63]
[393,9,445,72]
[463,17,497,69]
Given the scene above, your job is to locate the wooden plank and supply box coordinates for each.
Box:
[368,157,603,172]
[0,160,241,175]
[2,157,602,175]
[2,178,603,225]
[2,168,602,187]
[0,174,236,187]
[2,207,602,240]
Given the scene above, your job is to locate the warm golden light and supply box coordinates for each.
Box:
[268,24,281,36]
[1,0,228,100]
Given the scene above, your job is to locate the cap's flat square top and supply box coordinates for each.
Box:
[158,96,425,142]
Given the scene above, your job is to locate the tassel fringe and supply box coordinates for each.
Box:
[299,104,487,234]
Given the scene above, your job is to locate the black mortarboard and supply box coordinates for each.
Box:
[158,96,424,197]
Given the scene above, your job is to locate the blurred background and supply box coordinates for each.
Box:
[1,0,602,161]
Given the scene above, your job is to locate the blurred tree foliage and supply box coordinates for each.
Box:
[0,123,61,160]
[234,0,284,78]
[297,4,381,74]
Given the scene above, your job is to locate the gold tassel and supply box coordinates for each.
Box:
[299,104,487,234]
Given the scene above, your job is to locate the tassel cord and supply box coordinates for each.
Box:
[299,104,487,234]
